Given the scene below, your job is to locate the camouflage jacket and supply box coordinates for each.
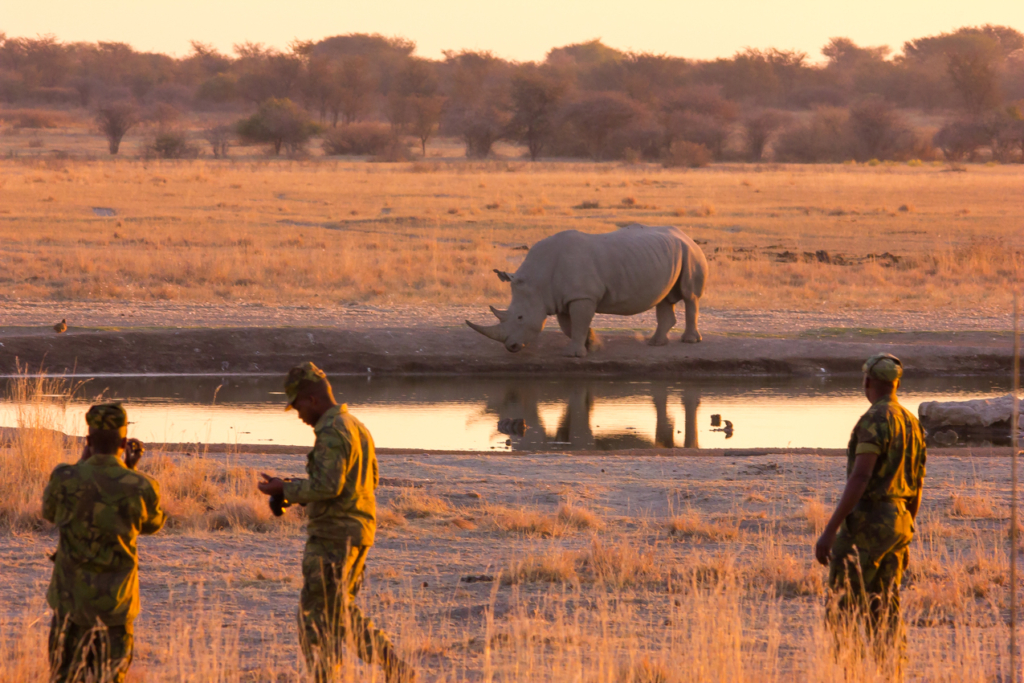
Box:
[43,452,165,627]
[283,404,378,546]
[847,396,927,503]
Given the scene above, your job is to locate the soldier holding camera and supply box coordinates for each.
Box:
[258,362,415,683]
[43,403,165,683]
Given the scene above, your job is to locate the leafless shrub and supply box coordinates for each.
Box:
[322,122,394,156]
[662,141,711,168]
[203,124,232,158]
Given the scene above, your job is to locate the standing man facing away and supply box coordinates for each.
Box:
[815,353,927,669]
[257,362,414,683]
[44,403,165,683]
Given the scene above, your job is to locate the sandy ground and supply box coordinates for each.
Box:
[0,448,1012,680]
[0,302,1017,376]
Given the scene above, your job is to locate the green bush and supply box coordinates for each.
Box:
[145,130,200,159]
[236,98,321,156]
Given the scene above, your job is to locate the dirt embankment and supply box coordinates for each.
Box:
[0,323,1016,377]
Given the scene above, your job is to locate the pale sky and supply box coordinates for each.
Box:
[3,0,1023,63]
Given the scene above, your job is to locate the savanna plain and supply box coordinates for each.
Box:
[1,137,1023,681]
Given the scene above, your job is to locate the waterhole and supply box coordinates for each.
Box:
[0,375,1008,451]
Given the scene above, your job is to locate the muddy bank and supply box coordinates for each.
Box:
[0,324,1016,376]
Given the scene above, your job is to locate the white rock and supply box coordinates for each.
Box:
[918,394,1024,428]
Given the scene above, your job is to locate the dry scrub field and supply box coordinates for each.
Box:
[0,381,1021,681]
[0,154,1021,317]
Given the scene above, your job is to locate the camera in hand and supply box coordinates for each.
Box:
[125,439,145,469]
[269,492,291,517]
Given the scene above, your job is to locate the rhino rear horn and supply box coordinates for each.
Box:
[466,320,508,343]
[493,269,512,283]
[489,306,509,322]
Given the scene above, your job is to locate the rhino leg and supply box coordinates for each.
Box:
[681,295,702,343]
[565,299,597,358]
[649,300,676,346]
[557,312,572,338]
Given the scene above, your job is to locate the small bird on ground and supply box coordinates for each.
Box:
[53,319,67,333]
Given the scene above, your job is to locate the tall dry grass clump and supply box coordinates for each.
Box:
[141,454,303,533]
[0,369,80,530]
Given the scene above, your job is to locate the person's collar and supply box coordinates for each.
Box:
[314,403,344,432]
[872,394,898,406]
[87,451,126,468]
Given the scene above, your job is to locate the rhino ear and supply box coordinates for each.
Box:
[493,269,512,283]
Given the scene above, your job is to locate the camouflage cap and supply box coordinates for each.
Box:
[85,403,128,431]
[284,361,328,409]
[863,353,903,382]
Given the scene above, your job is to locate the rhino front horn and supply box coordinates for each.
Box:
[466,320,508,343]
[489,306,509,322]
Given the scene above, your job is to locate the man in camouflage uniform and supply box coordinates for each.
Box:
[258,362,414,683]
[43,403,165,683]
[815,353,927,669]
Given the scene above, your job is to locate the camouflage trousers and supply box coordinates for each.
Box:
[48,613,133,683]
[298,537,410,683]
[827,499,914,667]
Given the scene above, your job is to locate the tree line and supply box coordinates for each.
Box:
[2,26,1023,162]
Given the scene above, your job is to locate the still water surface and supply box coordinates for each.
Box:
[0,375,1009,451]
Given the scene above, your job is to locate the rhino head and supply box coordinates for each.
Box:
[465,270,547,353]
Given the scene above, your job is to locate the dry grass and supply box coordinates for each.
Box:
[486,504,562,537]
[556,502,603,530]
[140,454,303,533]
[387,489,455,519]
[801,497,829,534]
[0,370,79,530]
[949,492,1001,519]
[0,157,1022,314]
[666,507,739,541]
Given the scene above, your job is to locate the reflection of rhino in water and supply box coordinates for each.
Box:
[488,382,701,450]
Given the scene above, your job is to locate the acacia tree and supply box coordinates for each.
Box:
[945,34,1003,113]
[96,101,138,154]
[407,95,444,156]
[440,50,513,158]
[334,57,376,125]
[508,65,566,160]
[560,92,639,160]
[236,98,321,155]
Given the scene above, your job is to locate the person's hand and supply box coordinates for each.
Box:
[124,439,145,470]
[258,473,285,497]
[815,526,837,566]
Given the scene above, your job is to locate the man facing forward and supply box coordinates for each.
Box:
[815,353,927,669]
[258,362,414,683]
[44,403,165,683]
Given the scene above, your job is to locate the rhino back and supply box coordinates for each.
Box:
[523,225,704,315]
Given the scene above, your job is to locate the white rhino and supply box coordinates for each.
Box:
[466,224,708,357]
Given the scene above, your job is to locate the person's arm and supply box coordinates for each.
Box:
[906,488,923,521]
[815,453,878,566]
[281,429,350,505]
[140,479,167,535]
[41,469,64,524]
